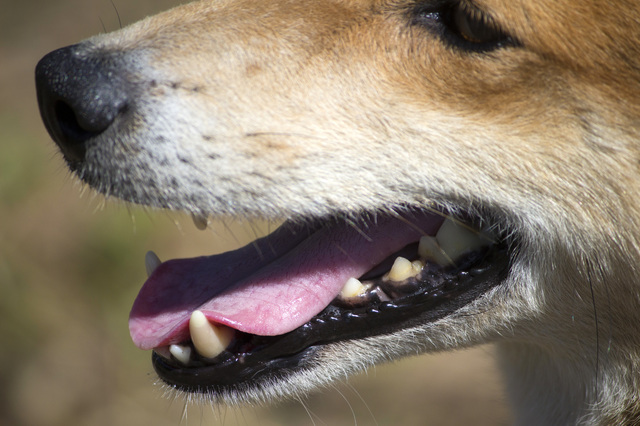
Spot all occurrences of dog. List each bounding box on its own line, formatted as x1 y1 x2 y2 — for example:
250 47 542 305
35 0 640 424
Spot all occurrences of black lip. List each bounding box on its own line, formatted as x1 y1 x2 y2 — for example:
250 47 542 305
152 242 511 393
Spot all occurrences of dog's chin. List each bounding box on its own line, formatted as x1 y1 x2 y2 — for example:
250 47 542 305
138 208 512 403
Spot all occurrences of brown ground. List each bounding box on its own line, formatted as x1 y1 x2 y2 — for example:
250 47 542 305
1 1 512 424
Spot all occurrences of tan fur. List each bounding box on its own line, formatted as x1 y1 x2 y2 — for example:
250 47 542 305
40 0 640 424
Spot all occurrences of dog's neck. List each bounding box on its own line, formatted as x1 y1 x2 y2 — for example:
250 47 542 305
497 342 640 425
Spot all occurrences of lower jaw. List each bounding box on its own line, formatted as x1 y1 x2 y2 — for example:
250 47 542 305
151 235 510 393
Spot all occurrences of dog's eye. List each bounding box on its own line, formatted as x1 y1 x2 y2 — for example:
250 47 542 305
413 1 514 52
448 3 502 44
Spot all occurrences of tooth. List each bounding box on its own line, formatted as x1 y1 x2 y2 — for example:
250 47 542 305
387 256 414 281
191 213 209 230
189 310 234 359
418 236 453 266
145 250 162 277
169 344 192 365
436 219 492 262
411 260 425 275
340 277 367 299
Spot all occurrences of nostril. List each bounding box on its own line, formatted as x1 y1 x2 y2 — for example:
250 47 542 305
54 100 96 145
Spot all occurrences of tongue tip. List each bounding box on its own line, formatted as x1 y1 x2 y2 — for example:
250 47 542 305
129 304 311 351
128 308 263 351
128 312 190 350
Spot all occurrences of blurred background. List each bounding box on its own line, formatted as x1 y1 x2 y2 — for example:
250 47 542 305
1 0 512 424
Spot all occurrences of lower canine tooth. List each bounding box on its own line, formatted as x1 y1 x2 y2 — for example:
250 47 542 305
189 310 234 359
340 277 367 299
169 344 192 365
388 257 414 281
145 251 162 277
191 213 209 230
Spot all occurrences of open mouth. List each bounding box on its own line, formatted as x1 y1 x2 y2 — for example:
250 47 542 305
129 208 510 394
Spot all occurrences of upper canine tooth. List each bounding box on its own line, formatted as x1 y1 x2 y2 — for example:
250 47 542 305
435 219 492 262
418 236 452 266
388 257 414 281
145 251 162 277
191 213 209 230
340 277 367 299
189 310 234 359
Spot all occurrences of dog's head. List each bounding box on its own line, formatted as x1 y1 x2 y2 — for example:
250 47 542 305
36 0 640 415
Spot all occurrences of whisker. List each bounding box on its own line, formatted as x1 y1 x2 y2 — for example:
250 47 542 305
110 0 122 29
244 131 321 140
345 382 378 426
345 218 374 243
180 398 189 426
296 396 319 426
332 384 358 426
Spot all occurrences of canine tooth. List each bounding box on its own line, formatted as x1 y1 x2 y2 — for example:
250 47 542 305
436 219 492 262
418 236 453 266
189 310 234 359
191 213 209 230
388 257 414 281
145 250 162 277
340 277 367 299
169 344 192 365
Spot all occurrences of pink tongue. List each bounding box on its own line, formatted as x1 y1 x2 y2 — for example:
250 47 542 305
129 213 444 350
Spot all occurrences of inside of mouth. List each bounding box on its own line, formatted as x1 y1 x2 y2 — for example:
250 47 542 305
150 216 508 388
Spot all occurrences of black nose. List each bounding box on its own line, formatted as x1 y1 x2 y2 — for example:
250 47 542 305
35 44 130 165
